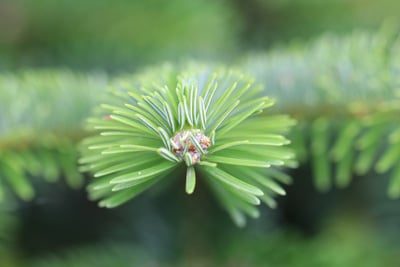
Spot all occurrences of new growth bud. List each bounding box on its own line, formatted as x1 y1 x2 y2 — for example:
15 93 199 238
171 129 211 165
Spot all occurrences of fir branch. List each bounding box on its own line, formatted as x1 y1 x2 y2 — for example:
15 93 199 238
243 25 400 196
80 64 295 226
0 70 109 202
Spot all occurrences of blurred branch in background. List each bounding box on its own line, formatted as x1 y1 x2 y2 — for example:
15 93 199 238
0 71 109 202
243 23 400 196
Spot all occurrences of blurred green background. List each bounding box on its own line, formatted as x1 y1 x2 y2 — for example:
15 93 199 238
2 0 399 70
1 0 400 266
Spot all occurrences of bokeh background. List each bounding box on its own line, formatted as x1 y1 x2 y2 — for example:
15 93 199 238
1 0 400 266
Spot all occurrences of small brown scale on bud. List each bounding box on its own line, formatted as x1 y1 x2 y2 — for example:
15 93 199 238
103 115 112 120
171 129 211 165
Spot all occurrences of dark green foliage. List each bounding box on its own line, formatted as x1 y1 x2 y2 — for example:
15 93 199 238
0 209 19 267
220 216 398 267
20 215 399 267
28 243 155 267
